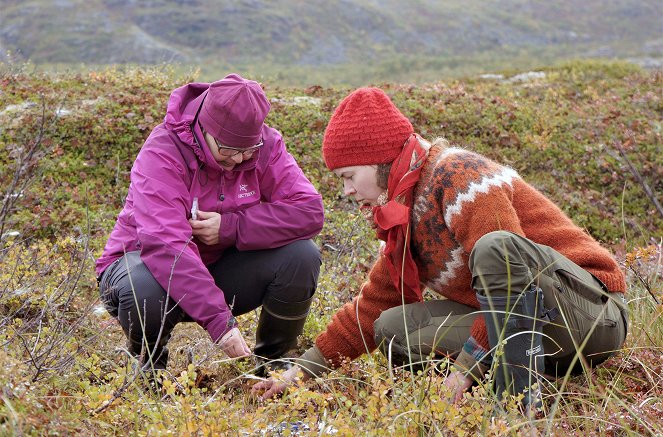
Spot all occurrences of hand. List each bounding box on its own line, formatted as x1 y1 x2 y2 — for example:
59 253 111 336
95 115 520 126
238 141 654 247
189 210 221 245
443 370 473 404
218 327 251 358
251 365 305 400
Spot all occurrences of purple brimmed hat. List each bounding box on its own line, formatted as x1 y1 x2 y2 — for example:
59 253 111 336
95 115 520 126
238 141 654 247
198 74 270 148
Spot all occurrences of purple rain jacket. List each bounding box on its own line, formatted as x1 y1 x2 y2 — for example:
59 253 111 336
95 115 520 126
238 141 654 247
95 82 324 342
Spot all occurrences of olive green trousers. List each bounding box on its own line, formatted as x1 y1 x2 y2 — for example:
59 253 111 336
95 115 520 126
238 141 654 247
373 231 628 376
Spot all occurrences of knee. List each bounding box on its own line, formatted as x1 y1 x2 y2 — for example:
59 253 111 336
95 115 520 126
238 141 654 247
288 239 322 271
373 306 408 352
279 239 322 284
470 231 513 263
469 231 521 275
471 231 538 294
270 240 321 302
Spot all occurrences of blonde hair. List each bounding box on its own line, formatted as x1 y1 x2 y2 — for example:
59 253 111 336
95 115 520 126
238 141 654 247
376 163 391 190
432 137 451 149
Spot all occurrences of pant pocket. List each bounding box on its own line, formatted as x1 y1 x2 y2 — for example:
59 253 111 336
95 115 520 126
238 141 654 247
555 266 607 304
553 269 618 329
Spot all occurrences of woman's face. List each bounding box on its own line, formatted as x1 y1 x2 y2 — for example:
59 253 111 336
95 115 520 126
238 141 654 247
333 165 385 210
203 130 256 171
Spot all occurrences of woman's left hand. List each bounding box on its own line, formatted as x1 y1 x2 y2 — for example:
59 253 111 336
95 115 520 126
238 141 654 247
190 210 221 245
443 370 473 403
252 365 305 400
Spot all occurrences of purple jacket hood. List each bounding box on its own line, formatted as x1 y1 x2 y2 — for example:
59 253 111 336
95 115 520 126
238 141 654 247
96 82 324 342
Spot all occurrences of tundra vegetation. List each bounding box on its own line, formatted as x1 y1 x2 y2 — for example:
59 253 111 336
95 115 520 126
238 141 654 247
0 60 661 435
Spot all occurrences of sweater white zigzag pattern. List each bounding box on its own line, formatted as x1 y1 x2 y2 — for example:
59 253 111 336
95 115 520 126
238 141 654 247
413 149 520 288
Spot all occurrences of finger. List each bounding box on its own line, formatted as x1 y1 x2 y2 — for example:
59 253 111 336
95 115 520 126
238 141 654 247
193 226 211 237
225 337 250 358
240 339 251 355
196 227 215 237
251 381 268 393
190 220 206 229
454 388 464 404
262 385 280 400
221 341 235 355
191 230 206 240
226 344 242 358
196 210 215 219
228 348 242 358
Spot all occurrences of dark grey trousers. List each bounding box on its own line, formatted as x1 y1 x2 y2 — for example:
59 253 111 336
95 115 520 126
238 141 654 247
374 231 628 376
99 239 321 368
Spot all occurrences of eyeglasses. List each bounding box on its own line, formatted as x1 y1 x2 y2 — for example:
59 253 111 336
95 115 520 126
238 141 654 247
215 139 264 158
199 123 263 158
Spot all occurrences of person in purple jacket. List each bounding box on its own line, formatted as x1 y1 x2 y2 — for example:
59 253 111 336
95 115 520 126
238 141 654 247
96 74 324 376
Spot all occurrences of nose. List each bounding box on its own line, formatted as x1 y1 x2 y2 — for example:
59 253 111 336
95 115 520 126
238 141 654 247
230 153 244 164
343 179 355 197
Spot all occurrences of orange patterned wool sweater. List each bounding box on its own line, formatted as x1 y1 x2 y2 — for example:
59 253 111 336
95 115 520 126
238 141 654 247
315 144 626 366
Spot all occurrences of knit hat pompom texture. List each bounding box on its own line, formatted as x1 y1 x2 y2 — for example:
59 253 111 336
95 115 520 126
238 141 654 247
198 73 271 148
322 87 414 170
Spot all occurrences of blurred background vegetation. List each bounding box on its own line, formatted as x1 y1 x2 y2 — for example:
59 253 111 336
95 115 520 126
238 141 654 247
1 0 661 86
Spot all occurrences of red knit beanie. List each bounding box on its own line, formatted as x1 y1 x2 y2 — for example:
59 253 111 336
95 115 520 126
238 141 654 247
322 88 414 170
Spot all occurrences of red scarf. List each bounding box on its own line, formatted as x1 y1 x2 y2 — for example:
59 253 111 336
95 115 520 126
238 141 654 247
373 134 429 301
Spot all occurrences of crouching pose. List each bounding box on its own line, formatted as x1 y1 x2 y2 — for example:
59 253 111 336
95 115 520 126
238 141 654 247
253 87 628 410
96 74 324 376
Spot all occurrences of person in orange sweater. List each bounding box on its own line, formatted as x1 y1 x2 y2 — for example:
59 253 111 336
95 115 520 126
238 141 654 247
253 87 628 410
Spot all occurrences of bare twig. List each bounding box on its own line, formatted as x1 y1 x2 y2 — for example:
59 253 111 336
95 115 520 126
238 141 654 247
0 96 50 240
613 139 663 220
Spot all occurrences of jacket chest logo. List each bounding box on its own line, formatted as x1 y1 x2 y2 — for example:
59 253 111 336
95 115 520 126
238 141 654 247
237 183 256 199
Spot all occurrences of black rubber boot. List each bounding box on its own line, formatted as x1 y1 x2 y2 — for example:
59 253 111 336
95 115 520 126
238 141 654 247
254 294 313 376
127 333 170 372
125 338 168 394
477 285 545 410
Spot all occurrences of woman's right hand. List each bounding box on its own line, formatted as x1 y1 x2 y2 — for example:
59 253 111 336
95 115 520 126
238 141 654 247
218 327 251 358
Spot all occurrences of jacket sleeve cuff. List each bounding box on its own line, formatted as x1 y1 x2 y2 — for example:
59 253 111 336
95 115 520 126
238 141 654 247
295 346 330 377
206 312 238 343
453 337 491 380
219 212 238 247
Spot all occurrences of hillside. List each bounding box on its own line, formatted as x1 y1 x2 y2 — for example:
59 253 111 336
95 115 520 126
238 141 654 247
1 0 662 85
0 62 661 434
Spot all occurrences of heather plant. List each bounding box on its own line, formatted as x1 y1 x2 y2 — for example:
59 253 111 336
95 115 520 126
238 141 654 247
0 62 660 434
